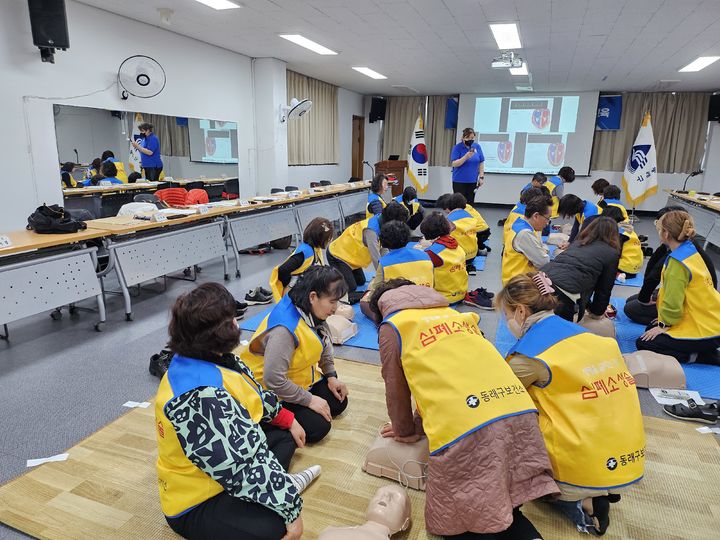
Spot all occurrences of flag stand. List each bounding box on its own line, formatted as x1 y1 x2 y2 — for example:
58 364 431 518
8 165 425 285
629 207 640 224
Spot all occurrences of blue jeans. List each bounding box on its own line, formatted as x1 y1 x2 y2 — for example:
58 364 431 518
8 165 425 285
551 500 597 535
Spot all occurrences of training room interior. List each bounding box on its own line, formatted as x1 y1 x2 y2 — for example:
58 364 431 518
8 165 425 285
2 0 720 539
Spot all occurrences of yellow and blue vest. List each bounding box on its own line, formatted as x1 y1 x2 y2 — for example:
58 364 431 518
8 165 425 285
240 295 324 390
426 241 467 303
394 194 421 216
366 192 387 218
502 216 536 284
503 202 526 245
105 157 129 183
383 306 536 454
507 315 645 490
155 355 265 517
576 200 600 226
658 240 720 340
448 208 479 260
380 246 434 287
328 215 381 269
546 176 562 218
269 243 325 302
618 228 643 274
464 204 489 232
603 198 629 221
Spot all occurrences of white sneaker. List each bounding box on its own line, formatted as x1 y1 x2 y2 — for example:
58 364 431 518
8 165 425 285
289 465 321 493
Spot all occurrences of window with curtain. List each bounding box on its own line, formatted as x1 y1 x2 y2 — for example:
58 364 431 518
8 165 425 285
287 71 338 165
135 113 190 157
591 92 710 173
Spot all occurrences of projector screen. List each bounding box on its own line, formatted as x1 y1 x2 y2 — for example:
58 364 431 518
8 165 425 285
458 91 599 175
189 118 239 164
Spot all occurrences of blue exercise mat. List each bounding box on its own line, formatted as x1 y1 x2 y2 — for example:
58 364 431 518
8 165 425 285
240 303 379 351
615 273 644 287
494 296 720 399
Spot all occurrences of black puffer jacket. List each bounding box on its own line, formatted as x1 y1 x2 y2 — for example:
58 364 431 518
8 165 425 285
541 240 620 316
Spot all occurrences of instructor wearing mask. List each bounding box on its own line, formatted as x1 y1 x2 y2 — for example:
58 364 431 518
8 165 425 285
131 122 163 181
450 127 485 204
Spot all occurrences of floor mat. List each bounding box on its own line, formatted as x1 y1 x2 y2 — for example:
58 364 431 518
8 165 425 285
616 273 645 287
2 359 719 540
240 304 379 351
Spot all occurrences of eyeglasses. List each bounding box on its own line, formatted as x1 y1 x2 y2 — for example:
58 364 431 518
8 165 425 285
537 213 551 223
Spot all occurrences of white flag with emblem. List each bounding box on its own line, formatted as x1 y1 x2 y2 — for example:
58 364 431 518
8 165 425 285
621 112 657 206
406 115 429 194
128 112 143 174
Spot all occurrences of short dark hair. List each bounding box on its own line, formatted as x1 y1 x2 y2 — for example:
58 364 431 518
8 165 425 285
591 178 610 195
380 201 409 224
303 217 334 248
524 196 552 218
461 127 475 138
371 174 387 193
90 158 103 170
379 220 411 250
558 166 575 183
449 193 466 210
288 266 348 315
402 186 417 202
101 150 114 161
557 194 584 218
89 174 105 186
520 187 543 204
101 161 118 178
127 172 142 184
436 193 453 210
368 278 414 322
420 211 450 240
601 205 624 223
138 122 154 132
656 205 685 220
61 161 75 173
603 185 621 199
168 282 240 358
577 216 620 251
532 172 547 184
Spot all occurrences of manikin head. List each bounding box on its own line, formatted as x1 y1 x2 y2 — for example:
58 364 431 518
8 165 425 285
365 485 411 534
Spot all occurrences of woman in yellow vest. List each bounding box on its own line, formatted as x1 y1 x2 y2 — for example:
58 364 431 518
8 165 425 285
420 211 468 303
503 187 551 245
502 196 552 285
602 206 643 277
101 150 129 183
366 173 389 217
369 279 558 539
328 202 409 292
155 283 320 540
558 194 601 243
636 210 720 364
242 266 350 444
497 272 645 536
439 193 481 274
394 185 424 230
546 166 575 218
598 185 629 221
269 217 333 302
375 220 434 287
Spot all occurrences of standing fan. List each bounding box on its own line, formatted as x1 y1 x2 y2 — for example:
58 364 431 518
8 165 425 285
280 98 313 122
117 55 167 100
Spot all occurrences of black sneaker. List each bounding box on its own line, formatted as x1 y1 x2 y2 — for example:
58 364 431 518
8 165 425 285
258 286 272 297
467 263 477 276
473 287 494 299
149 350 173 378
497 218 506 226
663 399 719 424
245 288 272 305
463 291 493 310
235 300 248 317
638 235 648 242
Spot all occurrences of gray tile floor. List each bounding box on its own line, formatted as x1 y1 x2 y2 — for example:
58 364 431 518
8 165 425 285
1 205 718 539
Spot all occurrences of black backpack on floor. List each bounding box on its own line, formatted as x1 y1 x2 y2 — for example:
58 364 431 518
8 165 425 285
27 204 87 234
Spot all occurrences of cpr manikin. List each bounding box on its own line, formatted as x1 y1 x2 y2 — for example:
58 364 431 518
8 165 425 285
318 485 411 540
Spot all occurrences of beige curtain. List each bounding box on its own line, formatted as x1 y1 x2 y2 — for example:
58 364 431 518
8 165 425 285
427 96 457 166
141 113 190 157
591 92 710 173
287 71 338 165
382 96 425 159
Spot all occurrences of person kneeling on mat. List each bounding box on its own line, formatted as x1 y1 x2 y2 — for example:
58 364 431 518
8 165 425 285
636 210 720 365
242 266 350 443
370 279 558 540
497 272 645 536
156 283 319 540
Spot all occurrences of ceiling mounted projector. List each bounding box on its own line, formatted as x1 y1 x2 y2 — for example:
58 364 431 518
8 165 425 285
491 51 524 69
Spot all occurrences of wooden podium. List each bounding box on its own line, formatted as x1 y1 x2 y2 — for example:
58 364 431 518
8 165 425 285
375 160 406 197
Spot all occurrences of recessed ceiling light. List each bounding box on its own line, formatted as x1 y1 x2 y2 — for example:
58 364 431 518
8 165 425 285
678 56 720 72
509 63 528 76
193 0 241 10
352 67 387 80
279 34 337 55
489 23 521 50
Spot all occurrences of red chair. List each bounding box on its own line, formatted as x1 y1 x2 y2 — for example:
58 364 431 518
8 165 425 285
222 178 239 200
186 188 209 205
155 188 188 206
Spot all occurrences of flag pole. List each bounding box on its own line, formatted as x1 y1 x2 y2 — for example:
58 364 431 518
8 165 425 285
629 206 640 224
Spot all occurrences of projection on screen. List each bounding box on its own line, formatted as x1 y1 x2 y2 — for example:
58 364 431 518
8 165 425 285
189 118 239 164
473 95 592 174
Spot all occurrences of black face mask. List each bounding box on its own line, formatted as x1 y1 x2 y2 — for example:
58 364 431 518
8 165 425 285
464 139 473 148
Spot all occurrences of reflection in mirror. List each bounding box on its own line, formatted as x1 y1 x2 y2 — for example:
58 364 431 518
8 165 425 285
54 105 240 218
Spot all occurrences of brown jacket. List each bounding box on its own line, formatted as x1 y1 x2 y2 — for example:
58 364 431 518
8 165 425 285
377 285 558 535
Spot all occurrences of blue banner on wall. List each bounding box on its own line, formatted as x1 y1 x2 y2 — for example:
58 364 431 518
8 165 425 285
445 97 458 129
596 95 622 130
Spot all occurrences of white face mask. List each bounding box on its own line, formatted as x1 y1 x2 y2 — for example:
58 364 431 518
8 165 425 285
507 311 524 338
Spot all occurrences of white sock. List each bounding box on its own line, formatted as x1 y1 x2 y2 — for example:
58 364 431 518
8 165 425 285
289 465 321 493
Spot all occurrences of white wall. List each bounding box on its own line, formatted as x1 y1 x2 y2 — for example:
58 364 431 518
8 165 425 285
254 58 288 195
287 88 366 188
0 0 256 230
54 106 126 164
